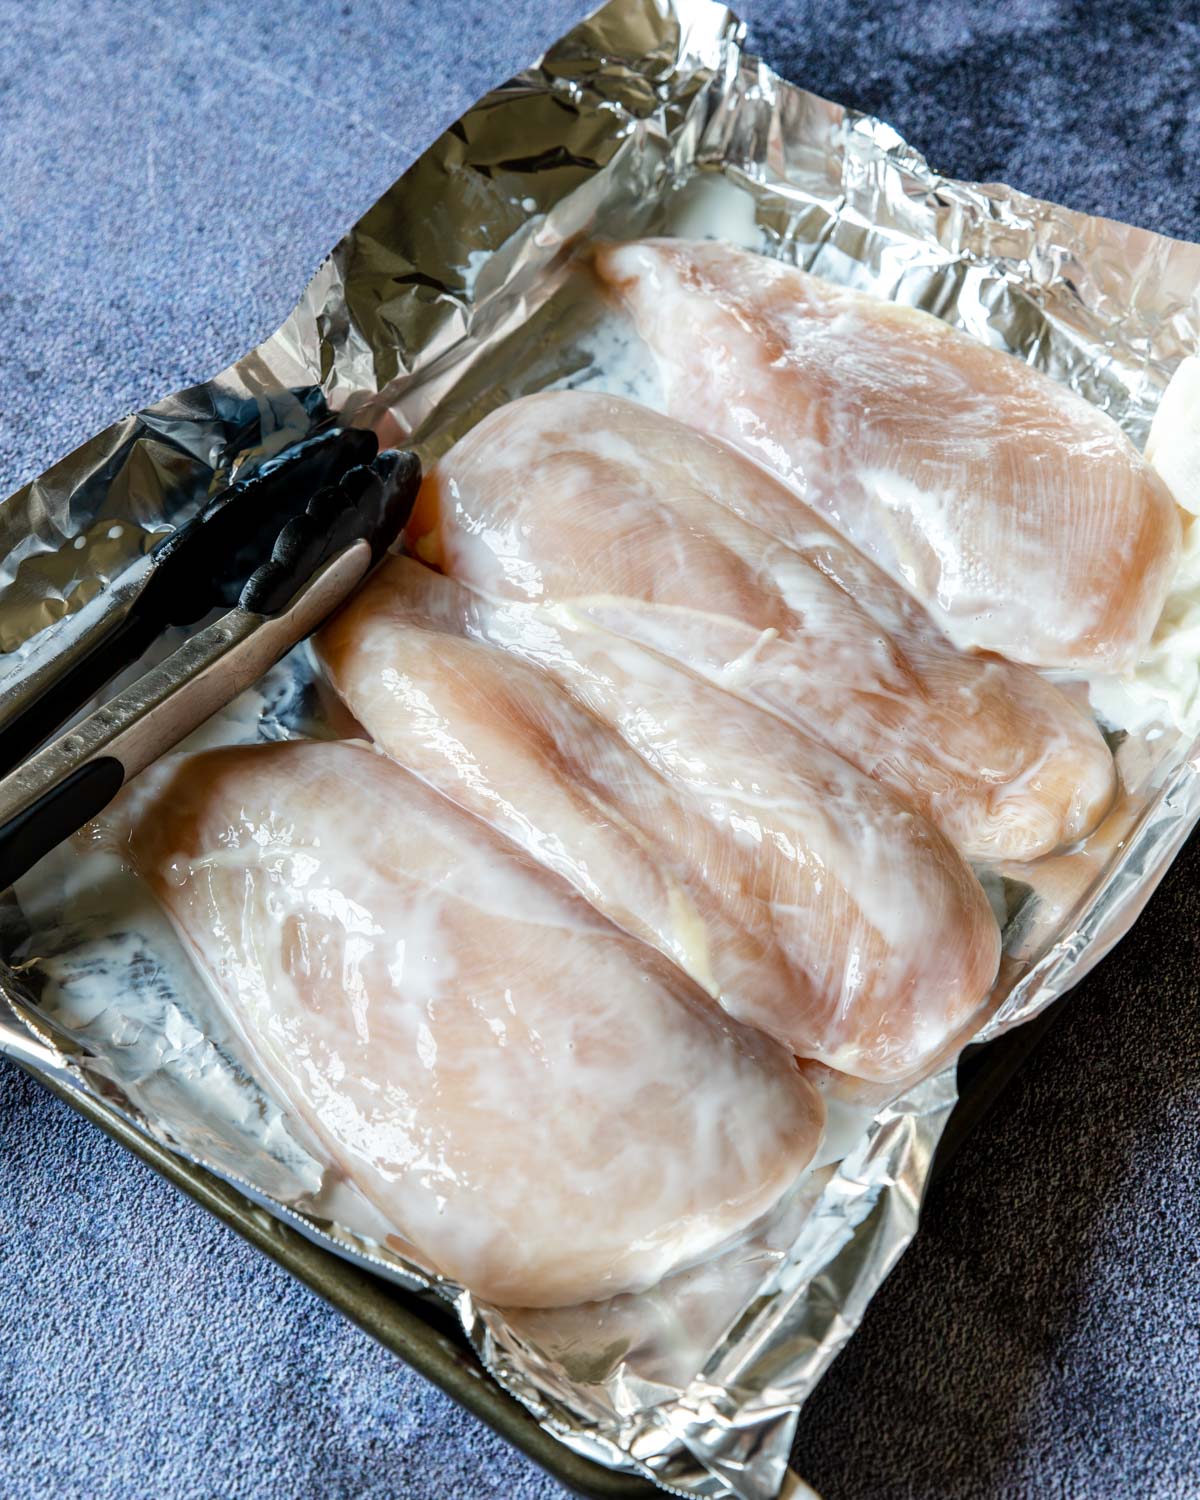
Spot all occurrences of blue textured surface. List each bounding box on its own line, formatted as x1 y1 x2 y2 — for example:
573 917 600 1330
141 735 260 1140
1 2 1199 1497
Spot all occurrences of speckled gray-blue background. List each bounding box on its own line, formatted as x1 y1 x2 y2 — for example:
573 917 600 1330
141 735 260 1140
1 2 1198 1496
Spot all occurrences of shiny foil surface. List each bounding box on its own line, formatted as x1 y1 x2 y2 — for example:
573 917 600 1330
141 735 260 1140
2 2 1200 1497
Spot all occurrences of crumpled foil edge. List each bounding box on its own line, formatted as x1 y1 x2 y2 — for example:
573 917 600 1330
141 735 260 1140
2 3 1199 1498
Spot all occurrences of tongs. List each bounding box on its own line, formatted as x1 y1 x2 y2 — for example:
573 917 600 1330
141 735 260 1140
0 431 421 891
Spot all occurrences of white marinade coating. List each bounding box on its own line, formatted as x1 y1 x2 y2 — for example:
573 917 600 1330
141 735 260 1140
595 238 1182 673
112 739 822 1309
318 558 1001 1080
316 570 722 995
408 390 1115 862
1090 358 1200 732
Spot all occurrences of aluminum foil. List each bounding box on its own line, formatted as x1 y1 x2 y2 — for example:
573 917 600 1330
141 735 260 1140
2 2 1200 1497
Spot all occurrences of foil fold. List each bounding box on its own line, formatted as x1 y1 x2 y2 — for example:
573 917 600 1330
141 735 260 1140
1 3 1199 1498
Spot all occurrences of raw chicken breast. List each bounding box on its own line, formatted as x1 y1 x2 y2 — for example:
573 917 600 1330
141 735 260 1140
595 238 1181 672
408 390 1115 862
318 557 1001 1079
116 739 822 1308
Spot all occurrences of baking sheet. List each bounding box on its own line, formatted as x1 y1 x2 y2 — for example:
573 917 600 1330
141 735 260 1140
2 2 1199 1497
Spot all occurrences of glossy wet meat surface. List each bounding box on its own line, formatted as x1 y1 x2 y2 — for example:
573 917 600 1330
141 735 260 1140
596 238 1181 672
410 389 1115 862
319 558 1001 1079
116 739 824 1308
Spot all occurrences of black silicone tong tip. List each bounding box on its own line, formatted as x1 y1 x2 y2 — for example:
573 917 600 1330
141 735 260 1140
0 441 419 893
147 426 381 624
240 450 421 617
0 427 383 778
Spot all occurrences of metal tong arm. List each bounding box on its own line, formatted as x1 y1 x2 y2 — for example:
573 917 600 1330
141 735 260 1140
0 542 372 892
0 426 378 778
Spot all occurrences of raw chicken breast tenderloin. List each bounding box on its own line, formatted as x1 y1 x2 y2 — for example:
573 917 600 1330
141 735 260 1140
409 390 1115 862
114 739 823 1309
318 557 1001 1080
596 237 1181 672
